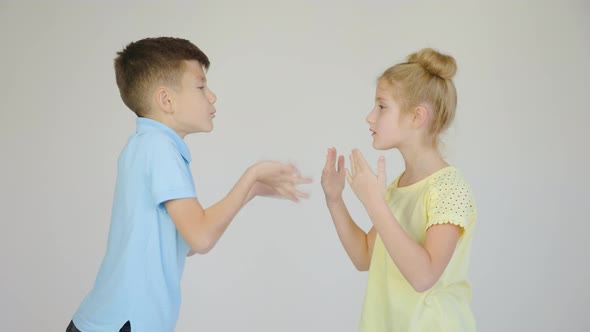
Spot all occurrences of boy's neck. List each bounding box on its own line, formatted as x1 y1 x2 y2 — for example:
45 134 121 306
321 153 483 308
142 114 187 139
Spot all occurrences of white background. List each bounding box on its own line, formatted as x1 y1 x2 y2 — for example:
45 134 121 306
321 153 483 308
1 1 588 331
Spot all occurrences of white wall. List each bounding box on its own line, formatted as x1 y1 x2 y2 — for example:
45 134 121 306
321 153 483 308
1 1 588 331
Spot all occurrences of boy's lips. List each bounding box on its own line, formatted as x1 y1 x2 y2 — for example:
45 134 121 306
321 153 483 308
370 129 376 136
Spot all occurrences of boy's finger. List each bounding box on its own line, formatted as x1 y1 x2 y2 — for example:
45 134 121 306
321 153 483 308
288 162 300 174
298 190 310 199
281 174 311 184
292 189 310 199
286 190 299 202
293 176 313 184
276 188 292 201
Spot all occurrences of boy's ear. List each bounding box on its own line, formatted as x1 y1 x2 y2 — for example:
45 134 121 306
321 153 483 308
154 87 173 114
411 105 429 129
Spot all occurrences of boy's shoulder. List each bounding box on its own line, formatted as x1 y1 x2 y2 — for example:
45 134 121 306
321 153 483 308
119 130 187 174
136 128 176 146
137 118 191 162
124 130 177 156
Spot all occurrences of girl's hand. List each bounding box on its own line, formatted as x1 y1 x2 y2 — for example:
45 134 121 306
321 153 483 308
345 149 387 205
321 147 346 204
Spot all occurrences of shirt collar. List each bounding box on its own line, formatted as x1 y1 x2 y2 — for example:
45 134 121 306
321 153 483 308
135 117 192 162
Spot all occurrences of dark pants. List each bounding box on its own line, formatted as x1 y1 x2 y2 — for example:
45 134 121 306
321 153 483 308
66 320 131 332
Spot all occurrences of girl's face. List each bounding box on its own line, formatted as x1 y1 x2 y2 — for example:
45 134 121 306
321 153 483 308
366 79 414 150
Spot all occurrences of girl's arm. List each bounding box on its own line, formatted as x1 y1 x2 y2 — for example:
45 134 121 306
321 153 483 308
347 149 461 292
322 148 377 270
364 199 461 292
326 198 377 271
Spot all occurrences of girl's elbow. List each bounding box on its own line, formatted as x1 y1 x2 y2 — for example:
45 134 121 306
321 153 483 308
410 276 436 293
354 258 370 271
355 263 369 272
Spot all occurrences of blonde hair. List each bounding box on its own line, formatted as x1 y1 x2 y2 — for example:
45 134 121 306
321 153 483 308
380 48 457 145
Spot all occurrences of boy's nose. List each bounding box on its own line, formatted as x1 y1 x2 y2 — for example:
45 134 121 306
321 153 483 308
208 89 217 104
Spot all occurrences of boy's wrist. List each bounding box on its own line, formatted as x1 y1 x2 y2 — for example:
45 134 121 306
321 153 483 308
246 184 257 201
244 166 259 185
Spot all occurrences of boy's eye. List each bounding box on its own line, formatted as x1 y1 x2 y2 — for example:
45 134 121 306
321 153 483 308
197 86 205 90
378 105 385 110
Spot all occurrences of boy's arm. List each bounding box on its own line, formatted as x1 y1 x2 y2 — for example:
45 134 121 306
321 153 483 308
185 184 257 256
327 197 376 271
168 162 310 256
167 169 256 255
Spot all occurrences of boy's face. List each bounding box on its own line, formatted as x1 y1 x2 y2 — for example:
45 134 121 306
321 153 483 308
169 60 217 136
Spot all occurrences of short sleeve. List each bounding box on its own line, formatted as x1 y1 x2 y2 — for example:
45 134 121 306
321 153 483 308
426 169 476 230
149 136 197 205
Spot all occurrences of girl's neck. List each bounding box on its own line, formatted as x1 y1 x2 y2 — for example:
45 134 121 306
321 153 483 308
398 143 448 187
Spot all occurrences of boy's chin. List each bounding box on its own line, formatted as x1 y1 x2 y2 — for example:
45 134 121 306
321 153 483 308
193 124 214 134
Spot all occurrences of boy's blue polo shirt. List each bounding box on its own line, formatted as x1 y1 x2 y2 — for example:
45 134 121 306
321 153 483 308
73 117 197 332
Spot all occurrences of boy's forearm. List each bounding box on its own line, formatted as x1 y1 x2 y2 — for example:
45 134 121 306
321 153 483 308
243 184 257 206
199 169 257 249
327 197 371 271
362 196 435 291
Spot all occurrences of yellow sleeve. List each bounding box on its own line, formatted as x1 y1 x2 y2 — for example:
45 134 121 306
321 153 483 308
426 170 477 231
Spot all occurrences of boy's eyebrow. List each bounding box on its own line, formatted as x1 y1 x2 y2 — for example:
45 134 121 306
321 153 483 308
196 75 207 82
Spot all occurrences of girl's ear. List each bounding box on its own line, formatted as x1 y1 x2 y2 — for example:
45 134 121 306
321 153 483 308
411 105 429 129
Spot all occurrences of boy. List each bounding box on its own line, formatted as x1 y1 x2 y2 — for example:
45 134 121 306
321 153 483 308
66 37 310 332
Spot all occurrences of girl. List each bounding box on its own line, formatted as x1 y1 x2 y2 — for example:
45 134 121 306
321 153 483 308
321 48 477 331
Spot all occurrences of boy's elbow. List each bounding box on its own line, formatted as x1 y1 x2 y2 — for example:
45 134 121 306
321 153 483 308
189 236 216 255
190 244 213 255
192 247 212 255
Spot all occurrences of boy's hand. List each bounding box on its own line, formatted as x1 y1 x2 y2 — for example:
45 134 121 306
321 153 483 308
247 182 286 200
249 161 311 202
345 149 387 205
321 147 346 205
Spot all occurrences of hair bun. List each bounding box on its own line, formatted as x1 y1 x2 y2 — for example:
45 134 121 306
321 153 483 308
407 48 457 80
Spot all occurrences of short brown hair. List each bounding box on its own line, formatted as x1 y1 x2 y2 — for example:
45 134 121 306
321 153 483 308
114 37 210 117
380 48 457 146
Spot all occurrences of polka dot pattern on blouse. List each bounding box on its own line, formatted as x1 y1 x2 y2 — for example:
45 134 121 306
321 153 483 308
427 168 476 228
